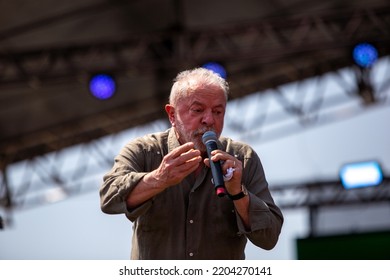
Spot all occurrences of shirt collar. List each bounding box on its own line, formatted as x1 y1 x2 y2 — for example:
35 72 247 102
167 128 181 153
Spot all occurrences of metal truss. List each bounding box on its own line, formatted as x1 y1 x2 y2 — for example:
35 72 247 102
1 57 389 220
271 178 390 210
0 120 169 213
1 6 390 88
225 56 390 143
2 5 390 168
270 177 390 236
1 5 390 227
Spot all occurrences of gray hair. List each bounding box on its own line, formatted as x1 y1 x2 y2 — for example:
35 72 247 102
169 68 229 106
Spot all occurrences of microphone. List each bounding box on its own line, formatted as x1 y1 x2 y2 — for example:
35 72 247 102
202 131 227 197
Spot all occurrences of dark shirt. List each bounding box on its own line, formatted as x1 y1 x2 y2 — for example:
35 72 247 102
100 128 283 259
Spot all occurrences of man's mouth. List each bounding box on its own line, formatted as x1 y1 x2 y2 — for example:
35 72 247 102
194 128 215 138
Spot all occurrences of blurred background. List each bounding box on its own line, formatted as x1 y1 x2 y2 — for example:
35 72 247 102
1 0 390 259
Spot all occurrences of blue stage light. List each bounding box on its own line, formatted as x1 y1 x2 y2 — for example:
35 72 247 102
202 62 227 79
352 43 378 68
340 160 383 189
89 74 116 100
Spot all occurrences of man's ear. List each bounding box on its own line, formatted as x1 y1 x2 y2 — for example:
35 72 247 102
165 104 175 126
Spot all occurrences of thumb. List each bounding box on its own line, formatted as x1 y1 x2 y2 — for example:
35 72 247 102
203 158 211 168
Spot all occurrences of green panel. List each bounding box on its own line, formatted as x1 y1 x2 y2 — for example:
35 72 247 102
296 231 390 259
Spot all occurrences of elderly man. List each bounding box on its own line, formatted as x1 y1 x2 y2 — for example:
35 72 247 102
100 68 283 259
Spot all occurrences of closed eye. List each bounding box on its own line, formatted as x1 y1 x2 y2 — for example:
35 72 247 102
190 107 204 113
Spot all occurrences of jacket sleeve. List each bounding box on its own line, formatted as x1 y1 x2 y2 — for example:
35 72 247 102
99 139 154 221
235 149 284 250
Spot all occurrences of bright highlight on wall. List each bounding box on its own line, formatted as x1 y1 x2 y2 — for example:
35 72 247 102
352 43 378 68
89 74 116 100
202 62 227 79
339 160 383 189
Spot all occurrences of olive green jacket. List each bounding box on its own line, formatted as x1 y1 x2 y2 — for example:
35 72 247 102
100 128 283 259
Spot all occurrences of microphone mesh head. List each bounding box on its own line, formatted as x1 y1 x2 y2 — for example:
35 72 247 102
202 131 218 144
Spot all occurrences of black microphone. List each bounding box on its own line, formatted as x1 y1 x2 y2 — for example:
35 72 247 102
202 131 226 197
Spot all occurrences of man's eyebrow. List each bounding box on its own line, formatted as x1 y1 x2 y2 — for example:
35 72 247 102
190 101 225 108
190 101 203 106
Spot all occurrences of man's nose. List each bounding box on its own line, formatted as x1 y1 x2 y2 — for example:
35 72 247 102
201 110 215 126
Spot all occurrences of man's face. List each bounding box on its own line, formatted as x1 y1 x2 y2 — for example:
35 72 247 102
165 84 226 153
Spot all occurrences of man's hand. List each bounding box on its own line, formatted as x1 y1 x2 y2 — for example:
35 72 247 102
153 142 202 189
204 150 250 229
203 150 243 195
126 142 202 208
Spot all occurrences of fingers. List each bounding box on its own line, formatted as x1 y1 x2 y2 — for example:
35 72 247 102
169 142 196 158
204 150 242 195
208 150 241 169
205 150 242 183
180 148 202 163
167 142 200 164
158 142 202 187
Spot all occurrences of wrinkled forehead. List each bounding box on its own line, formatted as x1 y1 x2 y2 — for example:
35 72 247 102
183 81 226 100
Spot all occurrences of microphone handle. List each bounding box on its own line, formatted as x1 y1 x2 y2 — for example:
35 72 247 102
206 143 227 197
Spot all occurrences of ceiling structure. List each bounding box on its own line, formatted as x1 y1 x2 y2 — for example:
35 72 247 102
1 0 390 166
1 1 390 216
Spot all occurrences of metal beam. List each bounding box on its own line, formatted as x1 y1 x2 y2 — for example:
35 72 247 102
1 6 390 87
